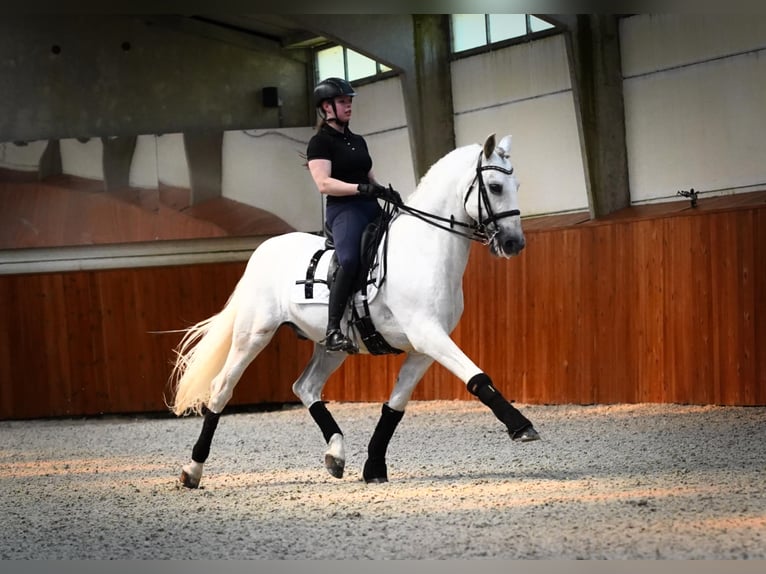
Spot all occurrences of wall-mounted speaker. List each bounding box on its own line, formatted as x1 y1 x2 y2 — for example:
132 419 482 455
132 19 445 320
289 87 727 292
262 86 282 108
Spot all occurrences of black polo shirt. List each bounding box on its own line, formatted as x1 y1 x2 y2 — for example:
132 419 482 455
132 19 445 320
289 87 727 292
306 123 376 206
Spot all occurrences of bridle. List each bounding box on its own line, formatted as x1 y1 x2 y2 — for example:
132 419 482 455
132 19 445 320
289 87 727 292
393 150 521 245
465 152 521 243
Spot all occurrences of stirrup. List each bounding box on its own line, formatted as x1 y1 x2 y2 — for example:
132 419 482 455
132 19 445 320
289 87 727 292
324 329 359 354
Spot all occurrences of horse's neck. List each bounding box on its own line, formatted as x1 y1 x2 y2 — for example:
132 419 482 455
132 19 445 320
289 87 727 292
399 146 478 275
406 145 477 226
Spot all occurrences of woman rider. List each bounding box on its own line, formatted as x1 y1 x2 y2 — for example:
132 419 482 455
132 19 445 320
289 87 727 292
306 77 400 352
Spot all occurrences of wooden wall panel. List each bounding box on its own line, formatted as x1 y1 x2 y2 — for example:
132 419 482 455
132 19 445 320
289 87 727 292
755 208 766 405
1 198 764 419
662 215 704 403
632 218 666 403
0 264 316 419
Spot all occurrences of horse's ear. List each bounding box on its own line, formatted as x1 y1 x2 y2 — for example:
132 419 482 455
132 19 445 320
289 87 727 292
497 135 512 158
483 133 496 158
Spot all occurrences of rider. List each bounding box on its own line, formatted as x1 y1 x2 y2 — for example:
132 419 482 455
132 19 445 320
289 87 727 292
306 77 400 352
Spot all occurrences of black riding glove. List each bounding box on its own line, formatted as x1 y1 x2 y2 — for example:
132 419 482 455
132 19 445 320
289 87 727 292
357 183 403 206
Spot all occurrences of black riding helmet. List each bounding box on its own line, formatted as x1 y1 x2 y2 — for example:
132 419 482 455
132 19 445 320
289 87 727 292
313 77 356 122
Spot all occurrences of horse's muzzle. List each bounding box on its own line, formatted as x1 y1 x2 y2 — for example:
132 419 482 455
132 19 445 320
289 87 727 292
492 233 526 257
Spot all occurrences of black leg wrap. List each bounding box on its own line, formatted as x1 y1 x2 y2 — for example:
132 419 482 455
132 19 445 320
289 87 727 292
191 410 221 463
363 403 404 482
467 373 532 435
309 401 343 443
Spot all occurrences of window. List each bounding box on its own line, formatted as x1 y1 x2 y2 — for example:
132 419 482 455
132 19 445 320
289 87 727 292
451 14 487 52
315 45 392 83
451 14 556 54
316 45 345 80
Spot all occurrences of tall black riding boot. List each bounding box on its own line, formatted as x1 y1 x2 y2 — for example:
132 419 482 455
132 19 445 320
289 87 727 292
325 264 358 353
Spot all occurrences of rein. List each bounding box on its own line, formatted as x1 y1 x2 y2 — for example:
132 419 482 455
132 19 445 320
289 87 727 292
391 151 520 245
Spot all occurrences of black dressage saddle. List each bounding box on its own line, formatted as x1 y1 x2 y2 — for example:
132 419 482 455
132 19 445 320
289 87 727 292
296 210 402 355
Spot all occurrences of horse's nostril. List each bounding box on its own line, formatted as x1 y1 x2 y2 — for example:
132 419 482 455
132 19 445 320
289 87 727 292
504 236 525 253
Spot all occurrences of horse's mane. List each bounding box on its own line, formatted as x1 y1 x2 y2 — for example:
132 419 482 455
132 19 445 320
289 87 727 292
406 142 480 203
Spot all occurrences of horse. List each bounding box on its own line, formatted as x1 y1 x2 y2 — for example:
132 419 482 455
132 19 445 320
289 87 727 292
168 133 540 488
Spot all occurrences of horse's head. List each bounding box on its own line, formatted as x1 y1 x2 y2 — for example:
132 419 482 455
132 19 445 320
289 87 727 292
463 133 525 258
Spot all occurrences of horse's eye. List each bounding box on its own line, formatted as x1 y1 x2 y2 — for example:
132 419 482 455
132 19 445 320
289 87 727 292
489 183 503 195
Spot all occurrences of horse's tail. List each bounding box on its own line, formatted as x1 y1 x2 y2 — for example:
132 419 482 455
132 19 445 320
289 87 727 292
166 282 242 417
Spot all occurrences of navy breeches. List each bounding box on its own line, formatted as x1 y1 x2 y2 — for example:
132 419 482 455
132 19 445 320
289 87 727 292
326 200 381 276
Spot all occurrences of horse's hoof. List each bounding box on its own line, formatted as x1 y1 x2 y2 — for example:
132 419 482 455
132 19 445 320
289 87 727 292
324 453 345 479
179 470 200 489
365 476 388 484
510 425 541 442
363 458 388 483
324 433 346 478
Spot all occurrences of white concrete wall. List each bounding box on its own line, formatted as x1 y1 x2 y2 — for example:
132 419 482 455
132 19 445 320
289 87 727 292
0 136 158 189
222 127 321 232
349 77 417 199
621 14 766 203
451 34 589 217
60 138 104 180
0 140 47 171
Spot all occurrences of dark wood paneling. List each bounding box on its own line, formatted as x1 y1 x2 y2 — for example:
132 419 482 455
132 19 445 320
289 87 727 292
1 197 764 419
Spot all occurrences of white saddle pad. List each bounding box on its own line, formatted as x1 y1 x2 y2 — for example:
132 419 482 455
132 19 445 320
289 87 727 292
291 248 384 306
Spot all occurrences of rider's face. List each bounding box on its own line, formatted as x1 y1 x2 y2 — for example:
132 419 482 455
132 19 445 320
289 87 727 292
328 95 353 122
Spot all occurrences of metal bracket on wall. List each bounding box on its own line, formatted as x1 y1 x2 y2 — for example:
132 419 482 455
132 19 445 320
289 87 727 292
677 188 698 208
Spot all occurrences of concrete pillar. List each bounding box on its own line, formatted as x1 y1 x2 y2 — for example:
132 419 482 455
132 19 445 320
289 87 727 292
102 135 137 192
38 139 62 180
402 15 455 180
183 131 222 205
565 15 630 219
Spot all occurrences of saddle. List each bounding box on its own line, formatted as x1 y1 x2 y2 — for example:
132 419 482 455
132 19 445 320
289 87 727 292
296 210 402 356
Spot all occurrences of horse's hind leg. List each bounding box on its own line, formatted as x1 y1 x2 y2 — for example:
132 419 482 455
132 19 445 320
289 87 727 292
180 328 276 489
363 352 433 483
292 343 348 478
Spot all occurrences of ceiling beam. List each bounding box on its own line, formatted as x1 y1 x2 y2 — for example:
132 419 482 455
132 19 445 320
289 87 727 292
144 15 310 64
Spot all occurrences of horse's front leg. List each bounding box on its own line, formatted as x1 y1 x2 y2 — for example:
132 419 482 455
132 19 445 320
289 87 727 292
292 343 349 478
407 325 540 443
363 352 434 483
467 372 540 442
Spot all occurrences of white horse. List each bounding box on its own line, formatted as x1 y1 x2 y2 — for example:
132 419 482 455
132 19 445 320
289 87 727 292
168 133 540 488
